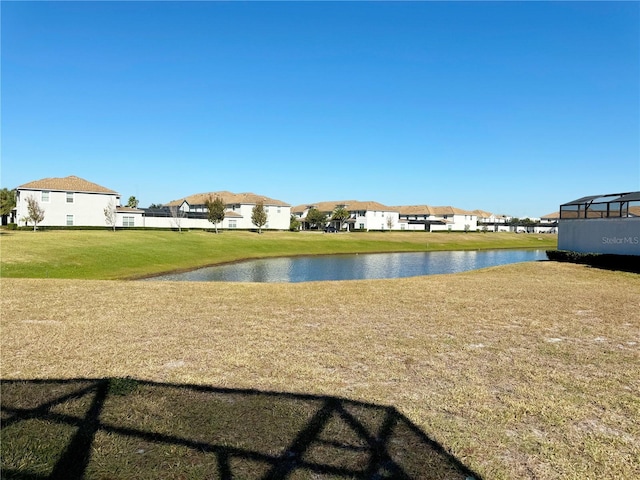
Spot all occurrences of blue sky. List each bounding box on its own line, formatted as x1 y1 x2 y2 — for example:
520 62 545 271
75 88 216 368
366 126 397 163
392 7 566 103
2 1 638 217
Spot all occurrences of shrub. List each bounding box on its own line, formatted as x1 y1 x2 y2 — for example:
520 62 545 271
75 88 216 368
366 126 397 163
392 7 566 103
546 250 640 273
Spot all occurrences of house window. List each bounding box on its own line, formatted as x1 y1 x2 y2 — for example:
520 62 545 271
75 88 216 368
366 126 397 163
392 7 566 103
401 224 405 230
66 192 74 203
66 215 74 226
277 206 281 214
123 216 135 227
228 220 237 228
41 191 50 202
359 223 364 229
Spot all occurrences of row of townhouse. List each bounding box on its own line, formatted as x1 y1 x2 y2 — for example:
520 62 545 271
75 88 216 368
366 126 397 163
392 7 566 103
11 177 290 230
10 175 558 232
293 202 559 233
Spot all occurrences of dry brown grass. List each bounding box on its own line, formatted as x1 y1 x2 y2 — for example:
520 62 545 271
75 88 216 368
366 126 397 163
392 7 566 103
2 262 639 478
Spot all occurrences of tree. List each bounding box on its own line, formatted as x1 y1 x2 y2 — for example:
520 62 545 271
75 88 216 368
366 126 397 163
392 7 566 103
306 207 327 230
104 200 117 231
0 188 16 223
148 203 163 209
169 205 185 232
127 196 139 208
289 215 301 232
251 201 268 234
331 206 350 232
205 196 225 233
386 215 395 231
25 196 45 231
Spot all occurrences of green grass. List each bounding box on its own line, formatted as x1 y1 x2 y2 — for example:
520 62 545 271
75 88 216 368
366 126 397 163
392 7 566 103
0 229 556 280
1 378 478 479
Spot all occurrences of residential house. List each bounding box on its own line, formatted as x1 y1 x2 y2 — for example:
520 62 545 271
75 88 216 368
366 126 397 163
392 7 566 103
292 201 400 231
14 176 137 228
474 210 512 232
153 191 291 230
395 205 478 232
537 212 559 233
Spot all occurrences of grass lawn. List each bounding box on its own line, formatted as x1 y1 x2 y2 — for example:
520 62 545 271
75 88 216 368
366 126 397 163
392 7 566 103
1 261 638 479
0 229 556 280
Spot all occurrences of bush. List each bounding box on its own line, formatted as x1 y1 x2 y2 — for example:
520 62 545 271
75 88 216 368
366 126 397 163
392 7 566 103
6 223 17 230
546 250 640 273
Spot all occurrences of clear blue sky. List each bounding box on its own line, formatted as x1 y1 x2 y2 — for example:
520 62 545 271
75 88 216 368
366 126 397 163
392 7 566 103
2 1 638 217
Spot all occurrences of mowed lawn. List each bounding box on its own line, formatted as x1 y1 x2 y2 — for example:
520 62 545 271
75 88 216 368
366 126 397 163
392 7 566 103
1 254 639 478
0 229 556 280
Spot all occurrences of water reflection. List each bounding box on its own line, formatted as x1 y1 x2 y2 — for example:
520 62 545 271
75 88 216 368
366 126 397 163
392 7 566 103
145 249 547 283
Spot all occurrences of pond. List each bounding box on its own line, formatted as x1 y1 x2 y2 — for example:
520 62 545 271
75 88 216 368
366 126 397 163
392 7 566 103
144 249 548 283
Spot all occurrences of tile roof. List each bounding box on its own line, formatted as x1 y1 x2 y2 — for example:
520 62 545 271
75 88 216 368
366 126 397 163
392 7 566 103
292 200 398 214
17 176 118 194
166 191 289 207
430 206 475 216
116 206 144 213
540 212 560 219
472 209 494 218
392 205 436 216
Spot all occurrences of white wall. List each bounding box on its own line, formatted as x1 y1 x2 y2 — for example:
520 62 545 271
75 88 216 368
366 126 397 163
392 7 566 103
430 214 478 232
16 189 119 227
144 205 291 230
558 218 640 255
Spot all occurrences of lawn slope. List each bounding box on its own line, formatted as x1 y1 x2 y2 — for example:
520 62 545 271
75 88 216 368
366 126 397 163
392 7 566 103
0 229 556 279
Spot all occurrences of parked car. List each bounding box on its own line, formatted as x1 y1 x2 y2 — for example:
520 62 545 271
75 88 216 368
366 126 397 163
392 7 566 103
324 226 338 233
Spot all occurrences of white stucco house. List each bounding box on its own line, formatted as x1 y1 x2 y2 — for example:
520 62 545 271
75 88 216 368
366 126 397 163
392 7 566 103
292 201 481 232
292 201 401 231
537 212 559 233
14 176 143 228
152 191 291 230
13 177 290 230
474 210 512 232
395 205 478 232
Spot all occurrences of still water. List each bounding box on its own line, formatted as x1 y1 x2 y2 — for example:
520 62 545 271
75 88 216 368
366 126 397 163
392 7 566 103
145 249 547 283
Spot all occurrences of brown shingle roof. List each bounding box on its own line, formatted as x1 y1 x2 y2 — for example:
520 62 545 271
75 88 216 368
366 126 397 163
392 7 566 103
430 206 475 216
292 200 398 214
540 212 560 220
166 191 290 207
472 209 494 219
116 206 144 213
392 205 436 216
17 176 117 194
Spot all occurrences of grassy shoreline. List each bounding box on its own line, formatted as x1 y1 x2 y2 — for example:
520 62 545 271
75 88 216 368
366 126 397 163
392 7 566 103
0 229 556 280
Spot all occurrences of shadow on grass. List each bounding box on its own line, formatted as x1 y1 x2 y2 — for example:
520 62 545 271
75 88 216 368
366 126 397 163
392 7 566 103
1 378 481 480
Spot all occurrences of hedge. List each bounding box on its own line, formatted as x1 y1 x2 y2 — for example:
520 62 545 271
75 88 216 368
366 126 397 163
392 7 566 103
546 250 640 273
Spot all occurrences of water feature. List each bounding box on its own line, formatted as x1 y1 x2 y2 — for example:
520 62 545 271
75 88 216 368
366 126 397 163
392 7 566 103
144 249 547 283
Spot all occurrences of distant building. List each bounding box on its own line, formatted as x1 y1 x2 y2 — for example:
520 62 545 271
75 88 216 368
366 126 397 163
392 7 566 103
292 201 400 231
394 205 478 232
14 176 138 228
158 191 291 230
13 177 290 231
537 212 559 234
558 192 640 255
